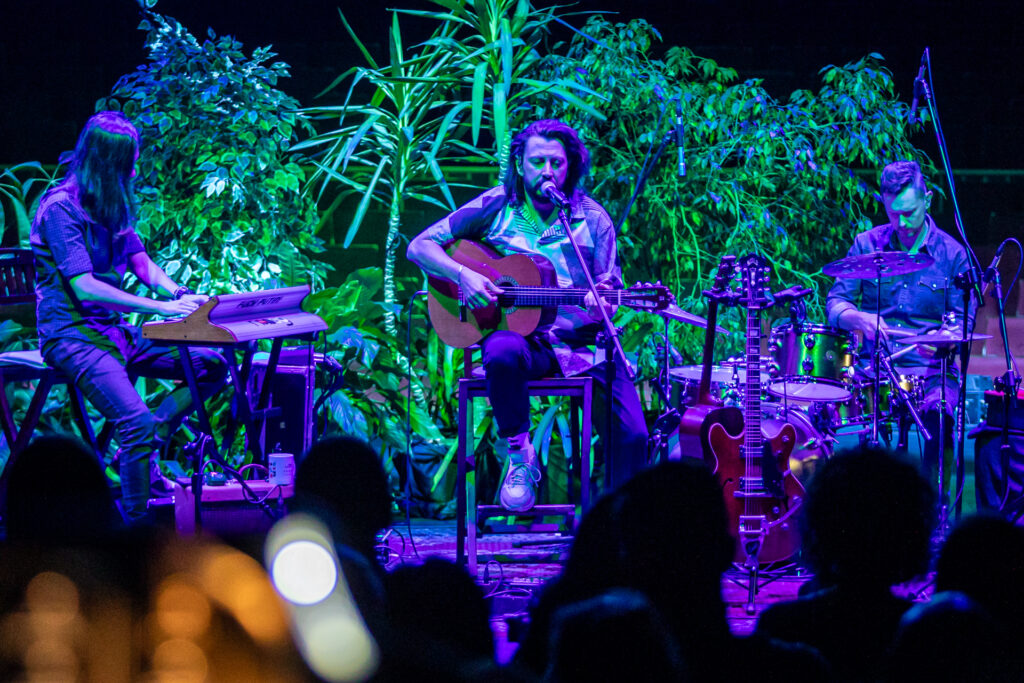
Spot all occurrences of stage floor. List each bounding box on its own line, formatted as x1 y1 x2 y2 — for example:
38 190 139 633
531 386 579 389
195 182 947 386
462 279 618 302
378 517 937 643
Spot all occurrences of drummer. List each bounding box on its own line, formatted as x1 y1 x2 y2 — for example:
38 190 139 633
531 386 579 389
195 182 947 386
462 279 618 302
826 160 975 494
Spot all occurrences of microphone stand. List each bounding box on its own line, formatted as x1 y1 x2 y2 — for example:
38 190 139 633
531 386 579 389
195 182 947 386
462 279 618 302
554 202 633 492
917 49 985 519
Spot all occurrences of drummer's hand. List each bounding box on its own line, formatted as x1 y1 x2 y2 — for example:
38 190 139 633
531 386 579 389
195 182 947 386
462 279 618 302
458 267 503 309
840 310 899 343
917 344 938 360
585 281 617 320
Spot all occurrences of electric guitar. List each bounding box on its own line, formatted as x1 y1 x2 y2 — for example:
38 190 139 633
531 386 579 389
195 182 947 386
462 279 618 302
708 254 804 565
426 239 671 348
677 255 744 466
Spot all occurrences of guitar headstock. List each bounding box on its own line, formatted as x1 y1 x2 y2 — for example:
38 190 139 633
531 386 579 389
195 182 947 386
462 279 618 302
626 281 673 311
712 255 738 292
739 254 771 309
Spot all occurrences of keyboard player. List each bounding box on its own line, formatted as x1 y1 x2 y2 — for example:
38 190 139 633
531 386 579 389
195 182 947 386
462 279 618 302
31 112 227 522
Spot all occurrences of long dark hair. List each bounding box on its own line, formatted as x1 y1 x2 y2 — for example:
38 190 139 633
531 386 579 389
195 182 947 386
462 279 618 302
60 111 140 232
503 119 590 205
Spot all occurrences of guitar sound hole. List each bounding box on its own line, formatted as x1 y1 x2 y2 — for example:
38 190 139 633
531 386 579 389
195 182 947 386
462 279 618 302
495 277 518 311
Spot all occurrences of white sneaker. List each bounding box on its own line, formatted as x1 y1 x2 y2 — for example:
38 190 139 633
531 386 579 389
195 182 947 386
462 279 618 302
500 443 540 512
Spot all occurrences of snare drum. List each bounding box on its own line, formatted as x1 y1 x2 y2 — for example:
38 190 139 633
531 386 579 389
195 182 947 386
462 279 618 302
669 359 747 407
767 323 857 403
831 374 924 432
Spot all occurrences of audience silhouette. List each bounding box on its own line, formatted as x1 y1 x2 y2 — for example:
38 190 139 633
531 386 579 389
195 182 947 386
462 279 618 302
755 445 935 681
518 459 828 682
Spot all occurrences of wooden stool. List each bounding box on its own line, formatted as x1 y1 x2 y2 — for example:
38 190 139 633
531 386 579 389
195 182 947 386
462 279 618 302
456 375 593 576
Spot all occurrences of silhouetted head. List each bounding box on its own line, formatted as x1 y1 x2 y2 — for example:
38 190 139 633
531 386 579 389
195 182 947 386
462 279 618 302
544 589 686 683
800 446 935 588
936 512 1024 632
886 591 1017 682
4 434 118 543
293 436 392 558
385 558 493 659
561 460 733 618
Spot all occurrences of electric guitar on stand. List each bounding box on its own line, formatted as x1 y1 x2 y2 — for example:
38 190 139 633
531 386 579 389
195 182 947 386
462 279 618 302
427 240 671 348
677 255 744 465
708 254 804 605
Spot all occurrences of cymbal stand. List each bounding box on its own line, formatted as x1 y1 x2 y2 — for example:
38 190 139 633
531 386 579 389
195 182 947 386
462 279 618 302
869 265 884 447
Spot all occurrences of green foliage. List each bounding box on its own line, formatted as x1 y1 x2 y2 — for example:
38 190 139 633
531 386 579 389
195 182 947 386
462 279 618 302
101 10 326 295
0 162 60 247
530 17 933 365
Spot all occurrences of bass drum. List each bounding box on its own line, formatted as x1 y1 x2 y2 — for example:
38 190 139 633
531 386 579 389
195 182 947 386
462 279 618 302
761 402 833 486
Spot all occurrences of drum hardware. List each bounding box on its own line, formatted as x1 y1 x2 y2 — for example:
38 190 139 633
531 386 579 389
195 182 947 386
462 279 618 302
822 251 935 447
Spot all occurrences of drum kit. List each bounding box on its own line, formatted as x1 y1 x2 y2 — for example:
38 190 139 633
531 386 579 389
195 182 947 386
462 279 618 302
655 250 991 482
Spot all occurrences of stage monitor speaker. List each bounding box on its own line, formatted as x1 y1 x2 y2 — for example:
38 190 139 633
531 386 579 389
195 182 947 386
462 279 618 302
971 390 1024 520
248 347 317 460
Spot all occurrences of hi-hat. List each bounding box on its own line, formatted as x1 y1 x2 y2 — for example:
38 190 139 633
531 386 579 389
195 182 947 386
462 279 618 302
659 304 730 334
895 330 993 346
822 251 935 279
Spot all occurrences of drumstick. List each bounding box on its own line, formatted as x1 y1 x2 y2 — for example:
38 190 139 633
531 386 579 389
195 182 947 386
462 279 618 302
888 344 919 362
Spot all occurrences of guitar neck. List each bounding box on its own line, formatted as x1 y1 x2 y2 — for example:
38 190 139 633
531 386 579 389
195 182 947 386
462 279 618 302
744 303 762 461
473 287 632 308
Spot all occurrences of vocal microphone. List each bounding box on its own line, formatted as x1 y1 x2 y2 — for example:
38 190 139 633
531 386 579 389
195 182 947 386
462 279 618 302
675 99 686 177
980 240 1008 299
539 180 571 209
909 48 928 124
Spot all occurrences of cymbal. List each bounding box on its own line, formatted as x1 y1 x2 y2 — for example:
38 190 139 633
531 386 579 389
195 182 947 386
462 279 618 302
670 362 746 384
659 304 730 334
822 251 935 279
895 331 993 346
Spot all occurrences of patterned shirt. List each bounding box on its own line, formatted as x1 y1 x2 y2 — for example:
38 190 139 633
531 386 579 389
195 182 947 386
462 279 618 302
31 183 146 353
423 185 622 377
825 215 976 373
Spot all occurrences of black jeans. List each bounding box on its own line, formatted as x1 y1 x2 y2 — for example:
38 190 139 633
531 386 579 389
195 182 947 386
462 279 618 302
480 330 648 491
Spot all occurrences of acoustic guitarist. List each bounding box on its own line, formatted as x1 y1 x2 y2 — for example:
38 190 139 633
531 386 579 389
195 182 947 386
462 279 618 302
407 119 648 512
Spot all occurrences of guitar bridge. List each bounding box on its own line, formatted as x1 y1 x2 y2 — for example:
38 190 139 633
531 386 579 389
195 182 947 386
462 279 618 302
734 477 771 498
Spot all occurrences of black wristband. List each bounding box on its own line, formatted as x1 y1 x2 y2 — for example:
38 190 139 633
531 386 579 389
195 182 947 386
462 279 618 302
172 285 193 300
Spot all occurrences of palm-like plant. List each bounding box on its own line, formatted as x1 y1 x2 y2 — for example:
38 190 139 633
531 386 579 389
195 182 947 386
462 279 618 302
401 0 606 174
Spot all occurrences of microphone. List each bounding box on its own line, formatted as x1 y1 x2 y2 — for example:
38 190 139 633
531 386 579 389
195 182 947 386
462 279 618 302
981 241 1008 299
539 180 571 209
909 48 928 124
675 99 686 177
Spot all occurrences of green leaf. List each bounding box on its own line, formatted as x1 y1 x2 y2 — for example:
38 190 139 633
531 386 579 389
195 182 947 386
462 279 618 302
471 62 487 146
342 157 388 248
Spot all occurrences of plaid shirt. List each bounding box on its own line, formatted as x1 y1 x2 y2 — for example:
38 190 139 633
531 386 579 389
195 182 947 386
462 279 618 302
31 184 146 353
423 185 622 377
826 215 976 372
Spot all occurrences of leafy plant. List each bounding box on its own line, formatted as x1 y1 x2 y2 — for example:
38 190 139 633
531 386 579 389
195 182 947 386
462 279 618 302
531 17 932 367
1 162 61 247
100 9 327 295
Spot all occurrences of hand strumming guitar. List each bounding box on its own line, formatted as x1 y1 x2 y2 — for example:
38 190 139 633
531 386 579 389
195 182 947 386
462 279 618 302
458 266 504 309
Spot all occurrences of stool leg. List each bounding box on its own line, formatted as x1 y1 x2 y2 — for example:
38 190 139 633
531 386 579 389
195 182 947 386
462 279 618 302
13 374 56 455
466 393 479 578
456 380 468 569
0 373 18 451
580 379 593 522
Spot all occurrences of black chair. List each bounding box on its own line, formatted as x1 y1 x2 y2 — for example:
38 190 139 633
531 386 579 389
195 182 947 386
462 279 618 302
0 248 109 461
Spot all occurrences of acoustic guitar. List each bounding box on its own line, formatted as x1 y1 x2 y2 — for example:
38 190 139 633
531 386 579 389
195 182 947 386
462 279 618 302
426 239 671 348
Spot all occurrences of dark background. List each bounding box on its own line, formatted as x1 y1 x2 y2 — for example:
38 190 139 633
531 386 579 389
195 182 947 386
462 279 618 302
2 0 1022 249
